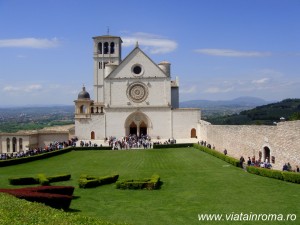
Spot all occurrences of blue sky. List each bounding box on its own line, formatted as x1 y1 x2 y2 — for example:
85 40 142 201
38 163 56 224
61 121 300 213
0 0 299 106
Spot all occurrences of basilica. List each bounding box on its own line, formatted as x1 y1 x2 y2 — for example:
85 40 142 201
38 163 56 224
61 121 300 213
74 34 201 140
0 33 298 171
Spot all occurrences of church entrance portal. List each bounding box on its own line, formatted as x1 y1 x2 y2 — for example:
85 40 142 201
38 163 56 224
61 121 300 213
129 122 137 135
125 112 152 137
140 121 147 136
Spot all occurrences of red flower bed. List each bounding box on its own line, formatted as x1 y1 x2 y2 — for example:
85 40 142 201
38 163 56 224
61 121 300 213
19 185 75 196
0 186 74 210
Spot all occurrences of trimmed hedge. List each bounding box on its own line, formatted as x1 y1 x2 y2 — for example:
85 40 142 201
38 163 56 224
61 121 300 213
282 171 300 183
20 185 75 196
0 186 75 210
8 177 39 185
9 173 71 186
247 166 300 184
37 174 50 186
47 174 72 183
116 174 161 190
153 143 194 149
193 144 241 167
79 174 119 188
0 147 73 167
73 146 112 151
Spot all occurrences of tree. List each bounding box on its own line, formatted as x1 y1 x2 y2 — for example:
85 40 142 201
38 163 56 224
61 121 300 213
289 112 300 121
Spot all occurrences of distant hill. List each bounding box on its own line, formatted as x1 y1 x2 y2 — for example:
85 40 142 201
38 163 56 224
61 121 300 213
180 96 269 108
206 98 300 125
180 97 271 118
0 105 74 133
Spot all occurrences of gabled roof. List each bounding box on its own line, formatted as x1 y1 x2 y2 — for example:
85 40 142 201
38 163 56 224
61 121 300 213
106 46 168 79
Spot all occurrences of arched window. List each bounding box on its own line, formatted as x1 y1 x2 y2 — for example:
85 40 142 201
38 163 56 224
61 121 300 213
104 42 109 54
110 42 115 54
19 138 23 151
191 128 197 138
80 105 87 114
98 42 102 54
6 138 10 152
91 107 94 114
263 146 271 163
12 137 17 152
91 131 95 140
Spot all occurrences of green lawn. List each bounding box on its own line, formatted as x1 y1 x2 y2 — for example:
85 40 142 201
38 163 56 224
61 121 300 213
0 148 299 225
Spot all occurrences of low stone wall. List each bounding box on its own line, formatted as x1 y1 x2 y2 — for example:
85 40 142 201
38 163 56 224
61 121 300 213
198 120 300 170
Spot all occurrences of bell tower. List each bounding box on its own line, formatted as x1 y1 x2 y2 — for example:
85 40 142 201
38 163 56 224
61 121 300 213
92 35 122 105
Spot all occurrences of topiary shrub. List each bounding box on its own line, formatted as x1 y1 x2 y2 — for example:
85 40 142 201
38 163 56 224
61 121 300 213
8 177 39 185
9 174 71 186
37 174 50 186
78 174 119 188
47 174 71 183
116 174 161 190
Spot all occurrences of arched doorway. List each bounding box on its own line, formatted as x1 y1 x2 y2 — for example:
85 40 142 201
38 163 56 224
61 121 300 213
124 111 152 137
19 138 23 151
140 121 147 136
12 137 17 152
191 128 197 138
263 146 270 162
129 122 137 135
6 138 10 152
91 131 95 140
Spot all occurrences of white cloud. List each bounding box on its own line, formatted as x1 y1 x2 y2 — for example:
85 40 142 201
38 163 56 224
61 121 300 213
122 32 177 54
0 38 60 48
3 86 20 92
194 48 271 57
204 86 234 94
252 78 270 84
180 86 197 94
3 84 42 93
25 84 42 92
258 69 283 77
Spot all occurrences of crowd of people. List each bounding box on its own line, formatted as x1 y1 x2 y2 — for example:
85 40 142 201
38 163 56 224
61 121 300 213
0 137 78 160
153 138 177 145
243 156 272 169
79 140 101 147
198 140 214 149
106 134 152 150
282 163 300 172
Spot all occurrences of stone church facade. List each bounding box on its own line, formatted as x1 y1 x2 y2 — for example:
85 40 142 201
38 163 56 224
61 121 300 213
74 35 200 140
0 33 298 171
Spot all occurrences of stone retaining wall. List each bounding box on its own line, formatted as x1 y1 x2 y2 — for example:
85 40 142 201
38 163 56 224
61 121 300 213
198 120 300 170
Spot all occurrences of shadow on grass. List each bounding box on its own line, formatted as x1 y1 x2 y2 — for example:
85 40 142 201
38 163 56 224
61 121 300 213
155 181 163 190
72 195 81 200
65 208 81 213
